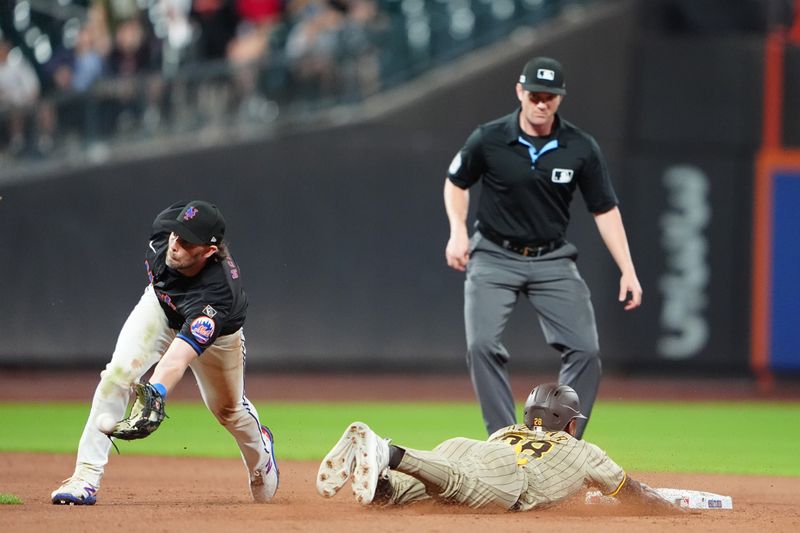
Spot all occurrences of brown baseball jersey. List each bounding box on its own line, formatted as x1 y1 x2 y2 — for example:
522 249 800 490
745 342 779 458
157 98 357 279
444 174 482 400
380 424 625 510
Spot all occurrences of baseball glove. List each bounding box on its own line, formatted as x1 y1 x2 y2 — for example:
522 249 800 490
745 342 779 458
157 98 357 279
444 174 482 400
110 382 167 440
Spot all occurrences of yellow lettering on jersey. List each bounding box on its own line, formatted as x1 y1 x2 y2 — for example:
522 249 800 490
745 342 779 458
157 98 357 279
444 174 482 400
545 431 570 444
499 433 555 464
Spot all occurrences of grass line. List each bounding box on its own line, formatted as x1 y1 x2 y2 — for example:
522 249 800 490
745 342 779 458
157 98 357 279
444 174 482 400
1 401 798 476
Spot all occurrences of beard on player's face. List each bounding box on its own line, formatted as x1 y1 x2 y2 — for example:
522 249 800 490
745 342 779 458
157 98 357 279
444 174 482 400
166 232 210 271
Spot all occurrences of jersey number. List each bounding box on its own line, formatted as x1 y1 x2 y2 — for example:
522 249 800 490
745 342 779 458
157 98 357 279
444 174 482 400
501 435 554 465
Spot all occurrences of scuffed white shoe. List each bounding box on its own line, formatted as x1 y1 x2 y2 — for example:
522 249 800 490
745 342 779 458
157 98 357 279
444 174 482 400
250 425 279 503
51 476 98 505
350 422 390 505
316 423 361 498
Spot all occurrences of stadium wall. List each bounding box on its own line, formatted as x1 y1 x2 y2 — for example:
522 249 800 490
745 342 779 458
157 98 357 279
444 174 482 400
0 2 782 374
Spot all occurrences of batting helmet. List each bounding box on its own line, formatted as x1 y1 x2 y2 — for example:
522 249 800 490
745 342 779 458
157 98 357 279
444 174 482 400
523 383 586 431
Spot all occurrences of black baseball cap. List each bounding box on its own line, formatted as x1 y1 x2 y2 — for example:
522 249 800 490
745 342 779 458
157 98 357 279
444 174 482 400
162 200 226 245
518 57 566 95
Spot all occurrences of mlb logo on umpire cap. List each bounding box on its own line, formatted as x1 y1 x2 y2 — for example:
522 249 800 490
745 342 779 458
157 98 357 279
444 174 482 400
536 69 555 81
519 57 566 95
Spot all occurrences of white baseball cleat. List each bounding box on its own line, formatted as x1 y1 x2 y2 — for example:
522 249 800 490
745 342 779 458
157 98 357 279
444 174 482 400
350 422 390 506
250 425 279 503
316 423 362 498
51 476 98 505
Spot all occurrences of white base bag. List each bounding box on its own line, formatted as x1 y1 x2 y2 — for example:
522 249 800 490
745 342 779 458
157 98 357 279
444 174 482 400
585 488 733 509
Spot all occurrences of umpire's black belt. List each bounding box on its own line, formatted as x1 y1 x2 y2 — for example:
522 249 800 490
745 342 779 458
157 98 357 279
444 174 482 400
479 227 564 258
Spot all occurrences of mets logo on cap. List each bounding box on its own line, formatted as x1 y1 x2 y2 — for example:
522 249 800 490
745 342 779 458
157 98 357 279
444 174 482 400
183 206 199 220
190 316 216 344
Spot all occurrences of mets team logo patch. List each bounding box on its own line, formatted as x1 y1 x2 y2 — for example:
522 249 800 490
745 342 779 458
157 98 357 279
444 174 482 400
183 206 199 220
190 316 216 344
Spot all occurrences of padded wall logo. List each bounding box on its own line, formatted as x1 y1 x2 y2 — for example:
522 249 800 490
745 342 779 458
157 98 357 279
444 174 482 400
190 316 216 344
551 168 574 183
183 206 199 220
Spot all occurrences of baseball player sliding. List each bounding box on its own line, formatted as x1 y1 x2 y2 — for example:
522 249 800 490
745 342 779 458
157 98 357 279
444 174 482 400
51 200 278 505
317 383 679 512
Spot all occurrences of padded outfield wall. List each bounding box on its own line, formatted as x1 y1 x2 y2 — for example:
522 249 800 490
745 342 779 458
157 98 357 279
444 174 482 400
0 1 787 374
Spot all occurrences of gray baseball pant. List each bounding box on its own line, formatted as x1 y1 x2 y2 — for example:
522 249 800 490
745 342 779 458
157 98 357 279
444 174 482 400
464 232 601 438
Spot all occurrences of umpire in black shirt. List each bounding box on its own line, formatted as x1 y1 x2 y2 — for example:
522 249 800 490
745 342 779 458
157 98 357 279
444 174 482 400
444 57 642 439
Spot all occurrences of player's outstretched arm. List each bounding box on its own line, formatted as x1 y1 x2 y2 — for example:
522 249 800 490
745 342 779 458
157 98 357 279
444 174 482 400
616 476 685 514
149 337 199 392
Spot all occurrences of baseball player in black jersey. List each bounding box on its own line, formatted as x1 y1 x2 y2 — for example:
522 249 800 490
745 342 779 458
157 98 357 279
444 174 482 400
444 57 642 439
317 383 678 513
51 200 279 505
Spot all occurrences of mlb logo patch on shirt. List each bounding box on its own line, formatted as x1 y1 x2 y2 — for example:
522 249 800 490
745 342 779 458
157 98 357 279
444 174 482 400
551 168 574 183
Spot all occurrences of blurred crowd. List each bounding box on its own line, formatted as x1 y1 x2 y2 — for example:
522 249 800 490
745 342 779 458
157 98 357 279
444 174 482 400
4 0 795 163
0 0 389 159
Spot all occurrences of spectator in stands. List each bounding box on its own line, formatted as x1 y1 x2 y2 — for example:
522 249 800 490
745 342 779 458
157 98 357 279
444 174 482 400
337 0 387 99
72 26 107 93
94 0 143 35
161 0 195 72
226 0 284 122
0 38 41 157
102 16 164 134
108 17 161 77
283 0 388 101
227 0 283 67
190 0 241 61
284 0 347 99
87 0 114 58
38 25 106 153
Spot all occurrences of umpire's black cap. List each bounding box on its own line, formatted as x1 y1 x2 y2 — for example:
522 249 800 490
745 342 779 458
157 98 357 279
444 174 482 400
162 200 226 245
519 57 566 95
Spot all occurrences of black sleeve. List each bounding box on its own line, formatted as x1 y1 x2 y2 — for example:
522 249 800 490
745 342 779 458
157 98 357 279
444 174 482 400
176 301 229 355
577 135 618 213
447 127 487 189
152 201 187 237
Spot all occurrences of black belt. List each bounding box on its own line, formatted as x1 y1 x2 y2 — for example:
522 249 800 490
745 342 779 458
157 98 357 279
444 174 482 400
479 227 564 258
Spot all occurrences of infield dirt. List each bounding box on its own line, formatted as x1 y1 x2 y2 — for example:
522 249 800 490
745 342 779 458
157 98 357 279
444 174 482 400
2 371 799 532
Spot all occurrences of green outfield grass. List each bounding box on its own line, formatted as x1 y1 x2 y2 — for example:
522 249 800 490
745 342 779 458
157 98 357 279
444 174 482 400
0 493 23 504
1 401 798 476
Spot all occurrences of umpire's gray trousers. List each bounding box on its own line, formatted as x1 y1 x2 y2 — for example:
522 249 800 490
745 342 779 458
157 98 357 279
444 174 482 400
464 232 601 438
